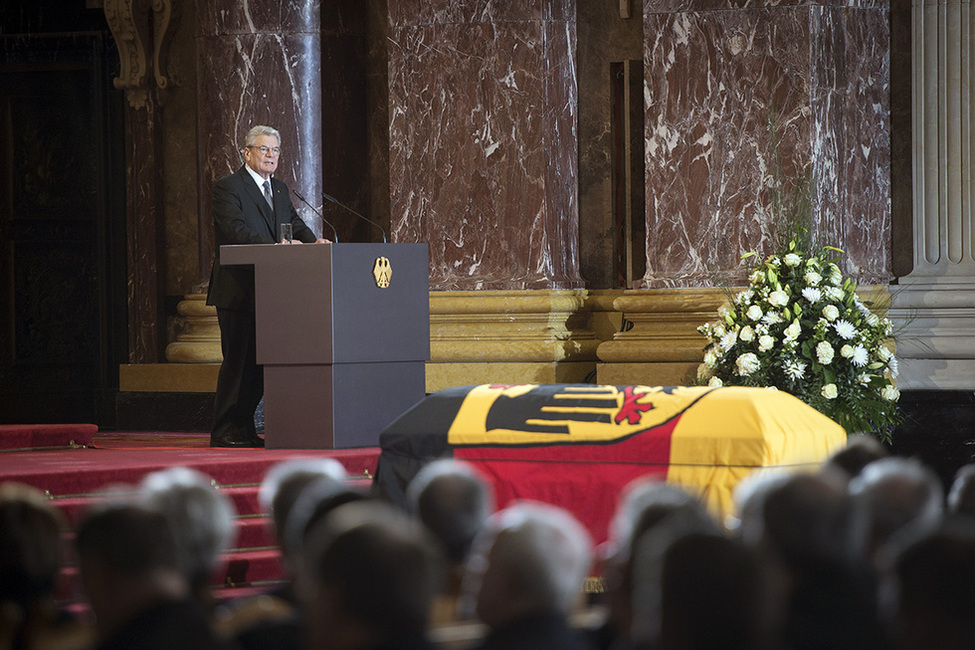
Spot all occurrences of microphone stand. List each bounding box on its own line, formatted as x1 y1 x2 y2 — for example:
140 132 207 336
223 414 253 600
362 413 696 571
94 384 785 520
322 191 388 243
293 189 340 243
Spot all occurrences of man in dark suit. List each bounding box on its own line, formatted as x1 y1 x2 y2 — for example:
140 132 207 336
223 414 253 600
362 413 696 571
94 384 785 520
207 125 326 448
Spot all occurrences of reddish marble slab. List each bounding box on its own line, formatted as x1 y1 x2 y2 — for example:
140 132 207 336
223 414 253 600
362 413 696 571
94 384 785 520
641 2 890 288
389 7 582 290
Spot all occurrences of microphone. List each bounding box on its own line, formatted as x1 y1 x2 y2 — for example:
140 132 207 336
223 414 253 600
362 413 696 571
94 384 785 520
322 191 388 243
293 189 339 243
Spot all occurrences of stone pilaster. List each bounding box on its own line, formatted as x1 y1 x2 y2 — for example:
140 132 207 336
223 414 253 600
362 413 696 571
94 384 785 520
890 0 975 390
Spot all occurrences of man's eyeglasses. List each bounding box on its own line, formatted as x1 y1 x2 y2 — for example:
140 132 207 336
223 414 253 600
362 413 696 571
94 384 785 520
248 145 281 156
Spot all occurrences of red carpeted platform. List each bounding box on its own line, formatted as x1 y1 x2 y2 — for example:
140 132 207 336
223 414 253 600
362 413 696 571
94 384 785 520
0 430 380 605
0 423 98 450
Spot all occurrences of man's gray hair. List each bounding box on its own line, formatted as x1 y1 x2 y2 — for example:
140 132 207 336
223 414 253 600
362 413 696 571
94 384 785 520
475 501 592 616
139 466 237 587
245 125 281 147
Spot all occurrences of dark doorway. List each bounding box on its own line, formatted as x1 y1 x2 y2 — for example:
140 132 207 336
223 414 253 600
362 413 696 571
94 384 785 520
0 30 126 425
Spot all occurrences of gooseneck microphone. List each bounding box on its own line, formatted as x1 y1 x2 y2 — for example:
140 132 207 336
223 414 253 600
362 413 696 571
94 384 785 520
322 191 388 244
292 189 340 243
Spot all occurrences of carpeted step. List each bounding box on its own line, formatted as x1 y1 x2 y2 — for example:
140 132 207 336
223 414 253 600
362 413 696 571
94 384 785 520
219 548 285 588
0 424 98 450
233 516 276 550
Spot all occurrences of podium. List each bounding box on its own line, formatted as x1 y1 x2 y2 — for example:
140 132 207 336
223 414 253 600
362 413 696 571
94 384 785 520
220 243 429 449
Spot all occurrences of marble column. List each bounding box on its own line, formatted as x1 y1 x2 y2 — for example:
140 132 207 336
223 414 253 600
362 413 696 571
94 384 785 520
640 0 891 288
598 0 891 385
388 1 583 291
890 2 975 390
196 0 324 266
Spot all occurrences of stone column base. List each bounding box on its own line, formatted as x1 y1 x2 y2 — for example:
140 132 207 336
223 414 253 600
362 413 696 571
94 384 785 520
428 290 602 393
596 289 729 386
165 293 222 363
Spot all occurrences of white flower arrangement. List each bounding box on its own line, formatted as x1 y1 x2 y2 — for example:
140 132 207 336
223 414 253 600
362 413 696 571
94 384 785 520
697 239 900 439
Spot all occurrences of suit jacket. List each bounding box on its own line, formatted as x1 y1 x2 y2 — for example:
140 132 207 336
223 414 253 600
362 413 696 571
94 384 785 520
207 166 316 310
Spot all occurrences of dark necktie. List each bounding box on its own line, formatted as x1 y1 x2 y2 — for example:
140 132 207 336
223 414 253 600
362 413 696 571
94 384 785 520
262 180 274 211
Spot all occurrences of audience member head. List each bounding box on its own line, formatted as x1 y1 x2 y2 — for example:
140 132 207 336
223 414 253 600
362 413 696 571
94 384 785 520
630 504 725 646
258 458 348 549
139 467 236 597
758 471 852 567
824 434 890 481
656 534 769 650
299 500 443 650
849 457 944 564
0 482 65 609
602 478 706 645
75 502 186 639
947 463 975 518
464 501 592 629
406 459 494 566
283 477 368 565
881 520 975 650
732 469 791 545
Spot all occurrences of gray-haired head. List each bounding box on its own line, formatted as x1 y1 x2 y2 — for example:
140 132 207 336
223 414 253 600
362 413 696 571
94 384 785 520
465 501 592 627
139 466 237 589
849 457 944 562
259 458 348 537
607 477 701 559
244 125 281 148
406 459 494 564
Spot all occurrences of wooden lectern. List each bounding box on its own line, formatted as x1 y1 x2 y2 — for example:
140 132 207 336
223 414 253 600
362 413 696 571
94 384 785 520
220 243 429 449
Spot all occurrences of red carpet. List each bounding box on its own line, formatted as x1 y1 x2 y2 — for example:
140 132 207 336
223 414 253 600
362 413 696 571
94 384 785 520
0 423 98 450
0 431 379 605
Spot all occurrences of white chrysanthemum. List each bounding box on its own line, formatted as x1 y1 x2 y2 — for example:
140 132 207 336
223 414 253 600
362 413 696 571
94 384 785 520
826 287 845 301
821 383 838 399
735 290 755 306
804 271 822 286
834 320 857 340
697 364 714 381
840 344 854 358
851 345 869 367
703 348 720 368
823 304 840 321
858 373 872 386
718 330 738 352
784 321 802 341
784 253 802 267
735 352 761 376
783 359 806 380
758 335 775 352
739 326 755 342
816 341 835 364
768 290 789 307
746 305 764 321
708 376 724 388
881 385 900 401
801 287 823 303
762 312 784 326
889 356 899 377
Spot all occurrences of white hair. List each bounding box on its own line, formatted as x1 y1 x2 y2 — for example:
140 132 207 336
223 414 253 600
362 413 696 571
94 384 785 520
849 457 944 558
474 501 592 617
244 125 281 147
139 467 236 585
258 458 348 513
607 477 699 556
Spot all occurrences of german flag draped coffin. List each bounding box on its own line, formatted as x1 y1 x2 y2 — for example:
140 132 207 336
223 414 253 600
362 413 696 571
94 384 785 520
374 384 846 543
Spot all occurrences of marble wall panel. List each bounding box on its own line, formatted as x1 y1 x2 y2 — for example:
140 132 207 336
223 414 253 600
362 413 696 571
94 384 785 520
389 8 582 290
809 7 890 283
196 0 323 268
389 0 574 26
641 3 890 288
